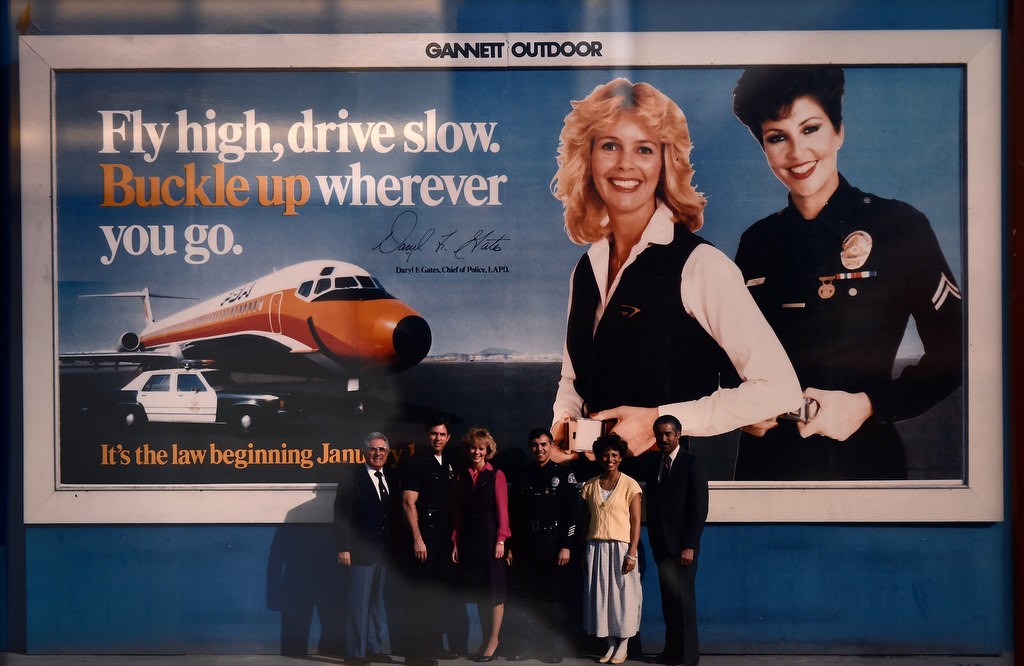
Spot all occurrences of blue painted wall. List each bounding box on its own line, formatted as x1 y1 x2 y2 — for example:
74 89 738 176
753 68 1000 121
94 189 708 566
3 0 1014 656
18 522 1014 655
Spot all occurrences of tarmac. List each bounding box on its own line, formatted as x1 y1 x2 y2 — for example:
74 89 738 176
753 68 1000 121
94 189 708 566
0 655 1014 665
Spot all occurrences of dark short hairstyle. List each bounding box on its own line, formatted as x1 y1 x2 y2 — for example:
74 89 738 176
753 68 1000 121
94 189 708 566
653 415 681 433
527 427 554 443
592 433 628 459
424 415 451 433
732 66 845 146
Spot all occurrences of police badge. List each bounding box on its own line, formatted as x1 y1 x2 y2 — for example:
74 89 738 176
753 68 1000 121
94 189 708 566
841 230 873 269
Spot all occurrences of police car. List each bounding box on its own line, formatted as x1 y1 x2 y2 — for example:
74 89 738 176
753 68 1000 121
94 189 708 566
114 364 300 434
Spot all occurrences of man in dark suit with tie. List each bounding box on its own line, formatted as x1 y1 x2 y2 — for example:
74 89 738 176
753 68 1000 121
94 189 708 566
644 415 709 666
334 432 397 665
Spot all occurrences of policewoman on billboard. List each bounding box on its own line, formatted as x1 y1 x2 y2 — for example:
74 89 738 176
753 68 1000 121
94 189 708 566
731 66 963 480
548 78 802 458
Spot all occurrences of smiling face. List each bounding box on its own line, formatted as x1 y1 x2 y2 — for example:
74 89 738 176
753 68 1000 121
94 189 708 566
467 441 488 469
590 114 663 225
761 95 845 219
529 435 553 465
365 438 389 471
426 424 450 456
599 446 622 474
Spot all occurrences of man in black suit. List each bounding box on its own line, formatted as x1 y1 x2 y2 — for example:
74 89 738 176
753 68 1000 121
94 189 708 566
645 415 709 666
334 432 397 665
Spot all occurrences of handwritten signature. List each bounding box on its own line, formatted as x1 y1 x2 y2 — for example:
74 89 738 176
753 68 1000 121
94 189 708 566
372 210 509 261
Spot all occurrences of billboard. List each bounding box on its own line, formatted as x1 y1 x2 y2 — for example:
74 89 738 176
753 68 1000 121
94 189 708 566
20 31 1003 522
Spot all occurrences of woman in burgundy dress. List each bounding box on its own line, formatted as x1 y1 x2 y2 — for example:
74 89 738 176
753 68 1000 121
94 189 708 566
452 427 511 662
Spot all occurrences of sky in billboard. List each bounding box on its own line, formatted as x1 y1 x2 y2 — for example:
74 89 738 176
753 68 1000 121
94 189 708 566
54 66 962 359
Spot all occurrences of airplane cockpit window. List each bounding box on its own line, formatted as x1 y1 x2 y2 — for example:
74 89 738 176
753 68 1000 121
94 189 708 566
296 267 392 302
309 276 391 301
142 374 171 392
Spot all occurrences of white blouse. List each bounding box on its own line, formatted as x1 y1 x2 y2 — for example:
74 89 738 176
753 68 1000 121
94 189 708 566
553 203 802 437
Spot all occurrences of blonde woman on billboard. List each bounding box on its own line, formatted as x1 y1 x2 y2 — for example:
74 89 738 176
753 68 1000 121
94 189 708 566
549 78 801 459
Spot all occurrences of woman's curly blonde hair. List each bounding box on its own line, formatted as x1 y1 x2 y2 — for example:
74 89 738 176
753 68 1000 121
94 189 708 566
550 78 706 244
462 427 497 460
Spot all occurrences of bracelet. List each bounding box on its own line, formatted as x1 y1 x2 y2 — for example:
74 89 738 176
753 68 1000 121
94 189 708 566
624 553 638 561
497 541 505 546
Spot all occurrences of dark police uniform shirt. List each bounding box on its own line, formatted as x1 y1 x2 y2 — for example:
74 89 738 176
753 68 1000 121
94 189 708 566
733 175 963 480
509 460 578 555
400 446 459 541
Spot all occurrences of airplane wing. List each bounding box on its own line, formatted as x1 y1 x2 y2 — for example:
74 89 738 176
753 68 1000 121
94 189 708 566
59 351 180 370
177 334 348 378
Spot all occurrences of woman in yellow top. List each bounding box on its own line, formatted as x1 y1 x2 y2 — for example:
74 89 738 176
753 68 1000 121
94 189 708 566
580 434 642 664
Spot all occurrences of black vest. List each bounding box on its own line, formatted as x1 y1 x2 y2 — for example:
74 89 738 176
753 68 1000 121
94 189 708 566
566 226 739 414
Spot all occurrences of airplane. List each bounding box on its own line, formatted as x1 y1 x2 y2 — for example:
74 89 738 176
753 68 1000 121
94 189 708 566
61 259 432 390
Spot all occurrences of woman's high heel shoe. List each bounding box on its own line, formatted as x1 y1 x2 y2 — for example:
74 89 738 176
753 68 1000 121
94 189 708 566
608 638 629 664
472 642 499 663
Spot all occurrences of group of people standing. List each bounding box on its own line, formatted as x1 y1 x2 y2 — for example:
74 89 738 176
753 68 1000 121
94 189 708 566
333 417 473 666
333 416 708 666
329 419 569 666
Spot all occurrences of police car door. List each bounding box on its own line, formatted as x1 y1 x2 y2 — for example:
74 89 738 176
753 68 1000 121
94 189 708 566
173 372 218 423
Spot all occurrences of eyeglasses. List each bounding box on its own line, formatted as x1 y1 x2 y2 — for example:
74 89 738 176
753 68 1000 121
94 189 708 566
367 447 389 454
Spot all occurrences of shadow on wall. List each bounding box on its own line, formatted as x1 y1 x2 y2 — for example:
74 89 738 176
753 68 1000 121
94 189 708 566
267 487 345 656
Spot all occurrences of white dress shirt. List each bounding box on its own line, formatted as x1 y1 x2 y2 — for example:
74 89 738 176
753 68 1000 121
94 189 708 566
365 463 390 500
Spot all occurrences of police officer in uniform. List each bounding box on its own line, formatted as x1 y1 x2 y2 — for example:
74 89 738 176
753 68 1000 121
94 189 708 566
505 427 579 663
396 417 468 666
731 65 963 480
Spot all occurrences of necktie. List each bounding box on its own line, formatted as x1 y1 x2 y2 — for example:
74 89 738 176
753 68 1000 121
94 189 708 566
375 470 389 502
660 454 672 484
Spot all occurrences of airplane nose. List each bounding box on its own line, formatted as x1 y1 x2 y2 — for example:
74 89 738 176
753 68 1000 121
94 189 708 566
392 315 431 370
